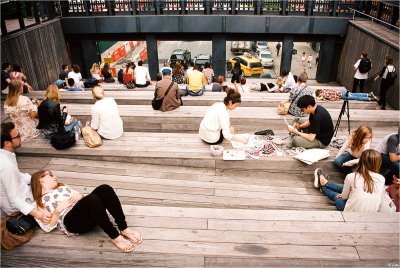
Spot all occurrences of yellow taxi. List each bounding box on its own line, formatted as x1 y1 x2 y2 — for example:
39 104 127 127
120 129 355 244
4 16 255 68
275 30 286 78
229 52 264 77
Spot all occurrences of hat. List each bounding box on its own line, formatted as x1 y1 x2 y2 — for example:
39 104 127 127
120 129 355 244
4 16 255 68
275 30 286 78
161 68 171 75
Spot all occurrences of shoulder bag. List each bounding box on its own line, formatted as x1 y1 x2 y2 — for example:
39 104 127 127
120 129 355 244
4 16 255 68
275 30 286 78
82 126 102 148
277 86 306 115
152 81 174 110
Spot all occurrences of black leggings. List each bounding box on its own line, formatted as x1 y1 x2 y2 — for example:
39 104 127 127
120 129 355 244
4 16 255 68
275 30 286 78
63 184 127 239
379 79 391 107
352 78 365 93
202 130 224 145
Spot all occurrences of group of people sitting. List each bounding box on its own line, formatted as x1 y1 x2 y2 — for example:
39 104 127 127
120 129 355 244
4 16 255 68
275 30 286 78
3 79 123 146
1 63 34 95
197 87 399 213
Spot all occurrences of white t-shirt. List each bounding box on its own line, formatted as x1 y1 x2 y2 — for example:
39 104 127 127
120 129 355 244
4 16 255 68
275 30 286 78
199 102 233 143
307 55 313 62
354 59 369 79
68 72 82 85
135 66 151 85
382 65 395 79
342 172 385 212
283 72 296 90
91 97 123 139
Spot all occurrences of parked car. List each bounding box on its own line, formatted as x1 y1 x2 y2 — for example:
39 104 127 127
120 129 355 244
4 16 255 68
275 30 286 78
169 49 191 68
256 50 274 68
194 54 212 69
256 41 269 51
229 52 263 77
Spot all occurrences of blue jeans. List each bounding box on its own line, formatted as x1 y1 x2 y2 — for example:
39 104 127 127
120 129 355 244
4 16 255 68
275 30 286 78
380 153 400 175
64 120 79 132
334 151 355 174
338 89 370 101
321 182 347 211
186 85 205 96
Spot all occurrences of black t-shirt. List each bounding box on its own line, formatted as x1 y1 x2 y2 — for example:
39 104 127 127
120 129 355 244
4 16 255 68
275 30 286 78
1 70 10 90
58 70 68 80
309 105 334 146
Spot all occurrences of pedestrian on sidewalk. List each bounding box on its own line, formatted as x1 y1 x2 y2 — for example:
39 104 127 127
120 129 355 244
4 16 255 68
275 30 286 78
276 43 281 56
307 54 313 69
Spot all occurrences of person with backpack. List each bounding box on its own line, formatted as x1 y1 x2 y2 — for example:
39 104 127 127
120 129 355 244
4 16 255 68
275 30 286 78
352 52 371 93
374 55 397 110
230 61 243 83
276 42 281 56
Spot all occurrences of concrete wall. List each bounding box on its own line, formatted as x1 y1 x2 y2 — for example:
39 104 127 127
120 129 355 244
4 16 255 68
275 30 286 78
1 19 70 91
336 22 399 109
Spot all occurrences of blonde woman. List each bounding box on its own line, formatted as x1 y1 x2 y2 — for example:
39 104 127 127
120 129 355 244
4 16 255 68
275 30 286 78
335 126 372 174
315 149 385 212
31 170 142 253
4 80 40 141
90 63 102 82
37 84 79 139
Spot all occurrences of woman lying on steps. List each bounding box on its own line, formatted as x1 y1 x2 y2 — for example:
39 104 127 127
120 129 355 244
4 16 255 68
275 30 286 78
334 125 372 175
31 170 142 253
314 149 385 212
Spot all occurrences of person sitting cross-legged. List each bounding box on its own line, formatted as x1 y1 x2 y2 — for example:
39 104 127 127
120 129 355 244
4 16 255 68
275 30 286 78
314 149 385 212
30 171 142 253
186 64 207 96
287 95 334 149
375 130 400 178
90 86 123 139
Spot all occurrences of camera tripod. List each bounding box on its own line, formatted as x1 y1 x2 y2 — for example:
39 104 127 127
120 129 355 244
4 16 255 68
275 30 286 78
334 91 351 137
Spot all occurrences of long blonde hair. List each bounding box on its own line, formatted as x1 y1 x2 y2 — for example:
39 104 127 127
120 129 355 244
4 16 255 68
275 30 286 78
45 84 60 103
350 126 372 152
31 170 64 208
90 63 99 74
5 80 23 107
354 149 381 193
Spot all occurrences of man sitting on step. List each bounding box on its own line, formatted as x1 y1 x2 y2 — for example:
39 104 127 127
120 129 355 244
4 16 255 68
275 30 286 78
287 95 334 149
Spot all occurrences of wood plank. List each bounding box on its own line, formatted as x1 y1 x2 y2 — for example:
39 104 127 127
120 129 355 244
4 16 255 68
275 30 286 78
128 216 207 230
356 246 400 260
208 219 399 234
134 227 398 246
121 206 343 221
342 212 400 223
26 233 360 260
205 257 397 267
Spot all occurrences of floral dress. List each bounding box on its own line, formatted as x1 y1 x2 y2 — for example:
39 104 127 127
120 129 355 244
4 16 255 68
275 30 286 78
4 96 40 141
172 71 185 84
288 84 315 117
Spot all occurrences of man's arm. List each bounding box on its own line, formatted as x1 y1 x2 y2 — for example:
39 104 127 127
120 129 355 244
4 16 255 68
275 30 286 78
90 107 100 130
289 127 316 142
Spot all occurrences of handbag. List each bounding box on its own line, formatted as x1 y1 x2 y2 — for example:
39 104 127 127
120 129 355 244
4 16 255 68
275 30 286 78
1 215 34 250
82 126 102 148
152 81 174 110
277 85 306 115
126 81 135 89
5 214 36 235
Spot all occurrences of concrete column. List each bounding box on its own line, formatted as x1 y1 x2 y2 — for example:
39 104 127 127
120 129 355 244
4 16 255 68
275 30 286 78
212 34 226 77
280 35 294 75
316 36 335 83
80 41 99 78
145 34 159 80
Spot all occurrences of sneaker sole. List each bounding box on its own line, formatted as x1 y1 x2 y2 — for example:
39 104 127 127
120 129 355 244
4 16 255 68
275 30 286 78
313 169 320 189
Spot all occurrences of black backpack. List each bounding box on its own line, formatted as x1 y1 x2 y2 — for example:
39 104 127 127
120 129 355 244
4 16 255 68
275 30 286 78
232 68 241 77
358 58 372 73
386 66 397 85
50 131 76 150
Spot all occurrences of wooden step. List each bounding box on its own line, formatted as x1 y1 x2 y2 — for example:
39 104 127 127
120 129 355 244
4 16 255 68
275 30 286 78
52 104 398 133
16 130 397 172
2 205 398 267
25 90 379 109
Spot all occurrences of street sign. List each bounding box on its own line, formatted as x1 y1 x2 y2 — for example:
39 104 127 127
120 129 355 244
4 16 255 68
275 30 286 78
103 57 113 63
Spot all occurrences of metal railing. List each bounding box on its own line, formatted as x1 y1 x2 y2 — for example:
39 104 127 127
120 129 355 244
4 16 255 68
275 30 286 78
2 0 399 36
349 8 400 31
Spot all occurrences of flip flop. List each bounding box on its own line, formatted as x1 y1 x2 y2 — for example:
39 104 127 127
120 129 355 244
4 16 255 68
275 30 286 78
112 237 135 253
120 230 143 244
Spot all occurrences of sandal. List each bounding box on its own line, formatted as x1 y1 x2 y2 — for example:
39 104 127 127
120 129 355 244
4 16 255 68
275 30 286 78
112 236 135 253
120 229 143 244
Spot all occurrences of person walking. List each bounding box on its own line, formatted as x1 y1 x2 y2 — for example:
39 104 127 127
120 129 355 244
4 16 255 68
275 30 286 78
276 43 281 56
374 55 397 110
352 52 371 93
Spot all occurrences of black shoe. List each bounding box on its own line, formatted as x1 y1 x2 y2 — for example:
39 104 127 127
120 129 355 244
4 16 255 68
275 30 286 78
380 106 386 110
314 168 323 189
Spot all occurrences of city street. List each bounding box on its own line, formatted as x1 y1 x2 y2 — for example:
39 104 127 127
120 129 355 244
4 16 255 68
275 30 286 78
111 40 320 80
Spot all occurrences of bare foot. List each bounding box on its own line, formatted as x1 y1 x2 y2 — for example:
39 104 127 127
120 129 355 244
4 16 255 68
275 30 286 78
120 228 143 244
320 175 328 187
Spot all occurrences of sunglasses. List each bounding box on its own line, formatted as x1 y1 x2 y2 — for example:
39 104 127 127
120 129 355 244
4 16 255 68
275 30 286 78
41 171 54 178
11 133 21 139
